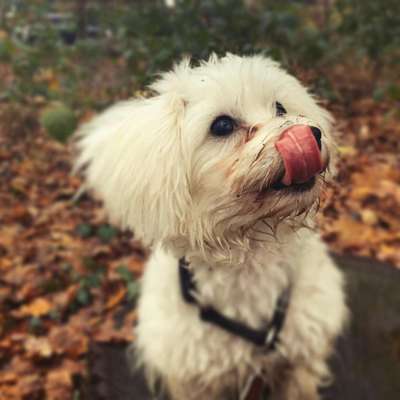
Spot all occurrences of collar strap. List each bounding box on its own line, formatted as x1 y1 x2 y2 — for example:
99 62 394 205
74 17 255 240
179 257 290 350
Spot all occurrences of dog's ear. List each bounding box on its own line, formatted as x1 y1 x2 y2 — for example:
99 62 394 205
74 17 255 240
75 90 190 245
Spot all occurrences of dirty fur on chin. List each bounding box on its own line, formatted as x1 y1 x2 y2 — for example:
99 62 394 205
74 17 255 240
75 54 348 400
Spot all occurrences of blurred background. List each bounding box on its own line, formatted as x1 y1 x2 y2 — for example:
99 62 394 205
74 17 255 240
0 1 399 399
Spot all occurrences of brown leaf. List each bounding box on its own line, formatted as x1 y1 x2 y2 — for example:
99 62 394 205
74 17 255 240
0 371 18 385
17 374 43 398
48 325 89 358
44 360 85 400
45 369 72 400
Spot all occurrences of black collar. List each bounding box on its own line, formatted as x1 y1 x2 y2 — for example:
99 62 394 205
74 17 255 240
179 257 290 350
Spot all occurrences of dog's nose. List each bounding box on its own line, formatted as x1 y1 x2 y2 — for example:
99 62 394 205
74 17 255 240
310 127 322 150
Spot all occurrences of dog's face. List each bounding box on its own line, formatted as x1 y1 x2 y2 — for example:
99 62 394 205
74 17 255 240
76 55 334 251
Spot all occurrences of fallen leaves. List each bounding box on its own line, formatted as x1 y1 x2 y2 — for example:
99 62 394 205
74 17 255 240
324 214 393 254
45 368 73 400
319 94 400 265
93 310 136 343
0 121 145 399
48 325 89 358
0 357 43 400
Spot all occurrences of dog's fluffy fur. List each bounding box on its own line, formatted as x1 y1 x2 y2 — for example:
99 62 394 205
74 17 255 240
76 54 348 399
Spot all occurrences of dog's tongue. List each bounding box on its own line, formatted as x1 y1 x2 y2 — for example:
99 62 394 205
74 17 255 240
275 125 322 185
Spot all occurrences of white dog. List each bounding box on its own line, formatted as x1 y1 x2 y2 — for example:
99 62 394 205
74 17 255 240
75 54 348 400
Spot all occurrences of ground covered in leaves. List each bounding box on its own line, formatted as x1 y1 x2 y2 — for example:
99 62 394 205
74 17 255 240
0 128 145 399
1 77 400 399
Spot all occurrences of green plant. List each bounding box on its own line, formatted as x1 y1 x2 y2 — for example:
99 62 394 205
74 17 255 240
40 104 77 143
335 0 400 64
117 265 140 301
96 224 118 243
1 0 398 108
0 38 14 61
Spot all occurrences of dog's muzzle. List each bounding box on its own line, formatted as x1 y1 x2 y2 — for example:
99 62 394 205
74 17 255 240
274 125 324 187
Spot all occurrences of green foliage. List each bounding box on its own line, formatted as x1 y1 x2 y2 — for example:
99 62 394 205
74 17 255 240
29 316 43 334
0 38 14 61
75 286 91 306
96 224 118 243
75 223 93 238
40 104 77 143
72 259 106 307
127 281 140 301
335 0 400 62
116 265 140 301
116 266 134 283
1 0 398 110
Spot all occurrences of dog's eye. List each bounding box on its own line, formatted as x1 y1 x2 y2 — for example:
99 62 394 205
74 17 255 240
276 102 287 116
210 116 236 137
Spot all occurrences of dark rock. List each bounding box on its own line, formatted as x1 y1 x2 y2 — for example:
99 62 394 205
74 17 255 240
322 254 400 400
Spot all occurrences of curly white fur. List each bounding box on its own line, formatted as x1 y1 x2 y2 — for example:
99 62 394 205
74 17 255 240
76 54 348 400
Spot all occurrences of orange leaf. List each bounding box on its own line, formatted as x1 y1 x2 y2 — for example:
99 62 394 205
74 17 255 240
17 297 52 318
106 286 126 310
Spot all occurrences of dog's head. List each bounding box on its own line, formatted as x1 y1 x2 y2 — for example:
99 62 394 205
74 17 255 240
76 54 335 253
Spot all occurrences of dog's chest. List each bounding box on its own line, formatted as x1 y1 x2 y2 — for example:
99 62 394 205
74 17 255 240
189 253 291 335
137 246 298 383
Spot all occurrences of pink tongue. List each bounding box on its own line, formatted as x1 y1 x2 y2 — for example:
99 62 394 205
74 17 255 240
275 125 323 185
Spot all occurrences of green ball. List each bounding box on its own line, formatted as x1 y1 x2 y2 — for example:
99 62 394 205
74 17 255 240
40 104 77 143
